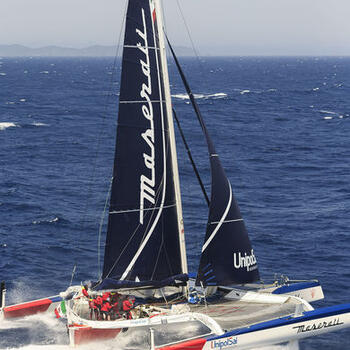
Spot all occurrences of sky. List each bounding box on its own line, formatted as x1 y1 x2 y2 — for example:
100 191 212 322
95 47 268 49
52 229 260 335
1 0 350 55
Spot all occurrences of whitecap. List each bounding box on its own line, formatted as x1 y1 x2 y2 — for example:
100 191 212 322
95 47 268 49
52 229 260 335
206 92 227 99
0 122 17 130
0 72 6 76
319 110 337 115
312 87 319 91
32 122 48 127
172 92 227 100
40 71 49 74
32 217 59 225
20 98 26 102
172 93 189 100
240 89 250 95
324 116 333 120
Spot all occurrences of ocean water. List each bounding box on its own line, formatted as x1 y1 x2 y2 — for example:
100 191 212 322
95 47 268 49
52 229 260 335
0 56 349 349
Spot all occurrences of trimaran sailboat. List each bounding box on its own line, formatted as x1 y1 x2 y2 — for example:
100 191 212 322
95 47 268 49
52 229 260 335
1 0 350 348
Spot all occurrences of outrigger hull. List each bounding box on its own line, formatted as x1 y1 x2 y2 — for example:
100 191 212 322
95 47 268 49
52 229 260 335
0 295 62 319
158 304 350 350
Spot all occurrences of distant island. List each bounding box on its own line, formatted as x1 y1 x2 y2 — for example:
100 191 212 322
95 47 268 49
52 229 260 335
0 44 194 57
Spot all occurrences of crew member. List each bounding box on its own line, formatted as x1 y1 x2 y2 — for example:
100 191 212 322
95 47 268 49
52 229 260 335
101 297 112 320
82 285 89 298
95 295 103 320
122 296 134 320
88 298 98 320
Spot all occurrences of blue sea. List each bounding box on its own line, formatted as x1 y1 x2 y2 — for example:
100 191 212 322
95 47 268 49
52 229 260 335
0 56 349 349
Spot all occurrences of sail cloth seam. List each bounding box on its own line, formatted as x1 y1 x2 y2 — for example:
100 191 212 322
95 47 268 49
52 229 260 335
120 100 163 104
120 4 168 281
201 180 233 253
210 218 243 225
124 45 159 50
109 203 176 215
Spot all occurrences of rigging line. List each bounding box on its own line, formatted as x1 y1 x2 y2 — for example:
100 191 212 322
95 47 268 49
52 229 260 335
97 177 112 279
165 35 215 154
173 108 210 207
71 0 128 281
175 0 202 63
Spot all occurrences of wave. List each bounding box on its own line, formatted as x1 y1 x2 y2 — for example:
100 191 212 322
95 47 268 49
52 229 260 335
319 110 337 115
0 122 17 131
318 109 347 120
32 217 59 225
172 92 227 100
235 88 277 95
0 122 49 130
31 122 49 127
0 72 6 76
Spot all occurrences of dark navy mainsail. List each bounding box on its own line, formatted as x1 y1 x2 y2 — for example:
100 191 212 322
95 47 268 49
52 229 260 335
102 0 185 287
166 40 260 286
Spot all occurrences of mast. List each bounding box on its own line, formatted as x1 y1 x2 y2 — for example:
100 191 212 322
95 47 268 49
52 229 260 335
153 0 188 276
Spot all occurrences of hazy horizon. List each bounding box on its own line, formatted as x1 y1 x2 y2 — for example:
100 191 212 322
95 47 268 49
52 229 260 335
1 0 350 56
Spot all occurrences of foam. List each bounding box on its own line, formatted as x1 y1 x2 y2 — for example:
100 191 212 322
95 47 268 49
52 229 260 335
32 122 49 127
319 110 337 115
32 217 59 225
172 92 227 100
0 122 17 131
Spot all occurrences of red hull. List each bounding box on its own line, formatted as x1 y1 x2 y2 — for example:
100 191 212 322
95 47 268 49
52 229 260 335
158 338 206 350
71 325 121 345
3 299 52 318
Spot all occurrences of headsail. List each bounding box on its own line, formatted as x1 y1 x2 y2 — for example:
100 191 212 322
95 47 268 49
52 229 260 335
101 0 186 289
166 39 260 286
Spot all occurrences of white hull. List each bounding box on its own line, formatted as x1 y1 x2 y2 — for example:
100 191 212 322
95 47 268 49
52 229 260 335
202 308 350 350
63 286 350 348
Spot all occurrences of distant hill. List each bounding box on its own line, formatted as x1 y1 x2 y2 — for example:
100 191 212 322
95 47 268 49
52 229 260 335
0 44 194 57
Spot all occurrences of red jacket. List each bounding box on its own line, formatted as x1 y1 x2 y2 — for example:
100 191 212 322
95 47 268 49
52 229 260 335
95 296 103 308
102 292 111 301
82 288 89 298
89 299 97 309
101 301 112 312
122 299 133 311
